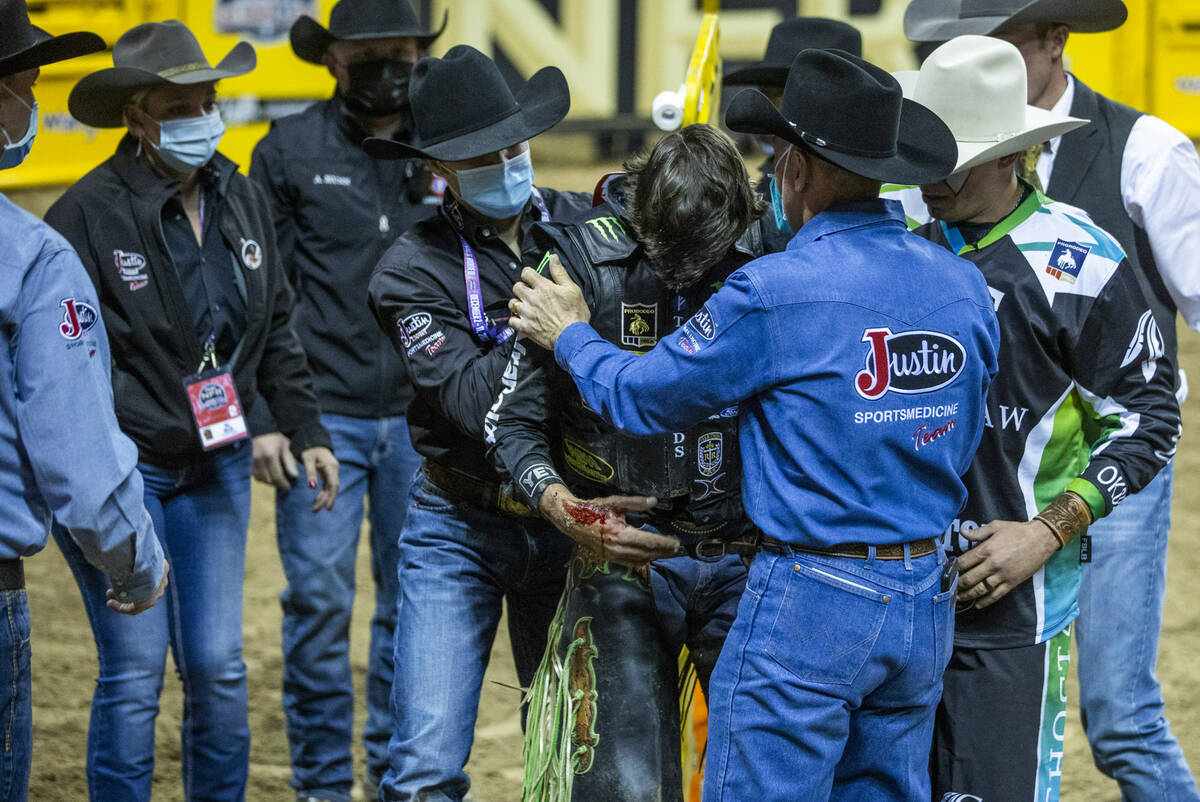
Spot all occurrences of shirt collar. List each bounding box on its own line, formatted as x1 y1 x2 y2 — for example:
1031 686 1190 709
789 198 906 248
1045 73 1076 156
440 191 546 244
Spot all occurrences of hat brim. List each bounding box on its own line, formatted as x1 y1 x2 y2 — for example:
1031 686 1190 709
0 28 105 80
364 65 570 161
290 9 448 64
68 41 256 128
904 0 1128 42
723 63 788 87
726 87 959 185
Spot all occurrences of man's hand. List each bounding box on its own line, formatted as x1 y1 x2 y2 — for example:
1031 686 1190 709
509 254 590 350
106 559 169 615
302 446 340 512
539 483 682 568
252 432 297 489
957 519 1060 609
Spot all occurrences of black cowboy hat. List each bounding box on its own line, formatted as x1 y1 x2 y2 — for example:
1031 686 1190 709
290 0 447 64
0 0 104 80
725 17 862 87
726 49 957 185
69 20 255 128
904 0 1127 42
364 45 569 162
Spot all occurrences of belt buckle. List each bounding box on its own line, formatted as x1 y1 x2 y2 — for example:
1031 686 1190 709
693 539 727 562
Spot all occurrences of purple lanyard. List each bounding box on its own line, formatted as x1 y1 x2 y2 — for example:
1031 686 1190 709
459 187 550 344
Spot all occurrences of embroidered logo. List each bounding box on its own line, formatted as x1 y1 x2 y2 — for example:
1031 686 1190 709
688 303 717 341
855 328 966 400
1045 239 1090 283
585 216 626 242
312 173 351 186
398 311 433 349
113 249 149 291
59 298 98 341
240 239 262 270
621 303 658 348
1120 309 1165 383
697 432 723 477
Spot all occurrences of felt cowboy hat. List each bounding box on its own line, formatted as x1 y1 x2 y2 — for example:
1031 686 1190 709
69 21 254 129
892 35 1087 173
290 0 447 65
725 49 957 185
904 0 1127 42
0 0 105 80
363 45 569 161
725 17 863 87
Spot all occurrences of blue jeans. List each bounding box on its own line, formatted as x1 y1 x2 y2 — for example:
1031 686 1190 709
0 589 31 802
379 468 572 802
275 414 419 801
54 444 253 802
704 549 954 801
1076 461 1200 800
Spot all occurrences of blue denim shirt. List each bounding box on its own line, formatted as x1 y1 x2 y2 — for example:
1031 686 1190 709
555 200 1001 548
0 194 163 601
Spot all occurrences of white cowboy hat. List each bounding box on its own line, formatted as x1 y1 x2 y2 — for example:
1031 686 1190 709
892 35 1087 174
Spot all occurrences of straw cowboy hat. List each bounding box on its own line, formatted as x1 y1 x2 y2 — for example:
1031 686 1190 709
290 0 447 65
69 20 255 128
364 45 568 162
0 0 104 80
725 49 958 185
724 17 862 87
892 35 1087 173
904 0 1127 42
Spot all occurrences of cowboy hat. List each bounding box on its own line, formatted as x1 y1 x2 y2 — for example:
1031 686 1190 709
904 0 1127 42
893 35 1087 173
724 17 862 87
363 45 569 162
68 20 255 129
290 0 447 65
725 49 958 185
0 0 104 80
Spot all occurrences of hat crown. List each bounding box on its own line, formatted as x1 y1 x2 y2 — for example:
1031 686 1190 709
961 0 1025 19
328 0 423 38
913 36 1029 144
763 17 863 65
113 20 211 77
409 45 520 151
0 1 38 60
780 49 901 157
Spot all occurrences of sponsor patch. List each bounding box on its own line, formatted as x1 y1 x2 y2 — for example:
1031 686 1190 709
59 298 98 341
707 405 739 420
562 437 615 484
689 303 717 341
1045 239 1090 283
406 329 446 359
912 418 957 451
240 239 262 270
855 328 966 400
697 432 723 477
398 311 433 349
585 216 625 242
113 249 149 291
312 173 351 186
621 302 658 348
693 473 726 501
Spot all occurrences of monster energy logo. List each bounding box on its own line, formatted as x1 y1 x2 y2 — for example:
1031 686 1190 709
586 216 626 242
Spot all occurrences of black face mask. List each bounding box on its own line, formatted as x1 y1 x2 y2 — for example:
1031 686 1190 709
344 58 414 116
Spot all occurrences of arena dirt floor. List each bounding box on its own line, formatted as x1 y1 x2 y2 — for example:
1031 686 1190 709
15 136 1200 800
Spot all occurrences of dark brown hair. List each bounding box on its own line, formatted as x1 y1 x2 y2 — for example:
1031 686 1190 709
623 124 765 289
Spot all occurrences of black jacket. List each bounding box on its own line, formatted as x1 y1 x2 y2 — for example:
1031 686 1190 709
45 136 330 468
249 97 441 420
368 188 591 480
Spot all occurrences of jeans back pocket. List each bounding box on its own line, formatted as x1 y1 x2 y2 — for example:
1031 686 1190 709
764 560 891 686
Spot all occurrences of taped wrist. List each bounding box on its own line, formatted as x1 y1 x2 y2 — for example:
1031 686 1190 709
1033 490 1094 550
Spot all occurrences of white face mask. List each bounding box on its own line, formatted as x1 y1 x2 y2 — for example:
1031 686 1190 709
147 108 225 172
0 85 37 171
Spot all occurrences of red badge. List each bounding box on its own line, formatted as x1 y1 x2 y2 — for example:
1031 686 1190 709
182 369 248 450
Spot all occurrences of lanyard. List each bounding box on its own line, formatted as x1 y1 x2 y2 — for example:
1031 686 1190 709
459 187 550 344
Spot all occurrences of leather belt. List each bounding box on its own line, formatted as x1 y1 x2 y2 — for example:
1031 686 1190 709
761 535 938 561
0 559 24 590
422 462 535 519
687 535 762 562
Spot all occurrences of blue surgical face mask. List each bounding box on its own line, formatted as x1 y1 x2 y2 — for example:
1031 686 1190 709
769 145 794 234
150 109 225 172
456 149 534 219
0 87 37 171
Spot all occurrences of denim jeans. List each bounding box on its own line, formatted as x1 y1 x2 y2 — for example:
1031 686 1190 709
379 468 572 802
704 548 954 801
54 443 253 802
275 414 420 801
0 589 31 802
1076 461 1200 800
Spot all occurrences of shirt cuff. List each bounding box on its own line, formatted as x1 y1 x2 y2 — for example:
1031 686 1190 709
108 528 165 605
554 321 602 372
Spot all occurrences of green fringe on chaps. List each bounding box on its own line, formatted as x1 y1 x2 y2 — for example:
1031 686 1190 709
522 547 683 802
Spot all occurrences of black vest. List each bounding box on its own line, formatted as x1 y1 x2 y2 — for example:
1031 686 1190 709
1047 77 1181 386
